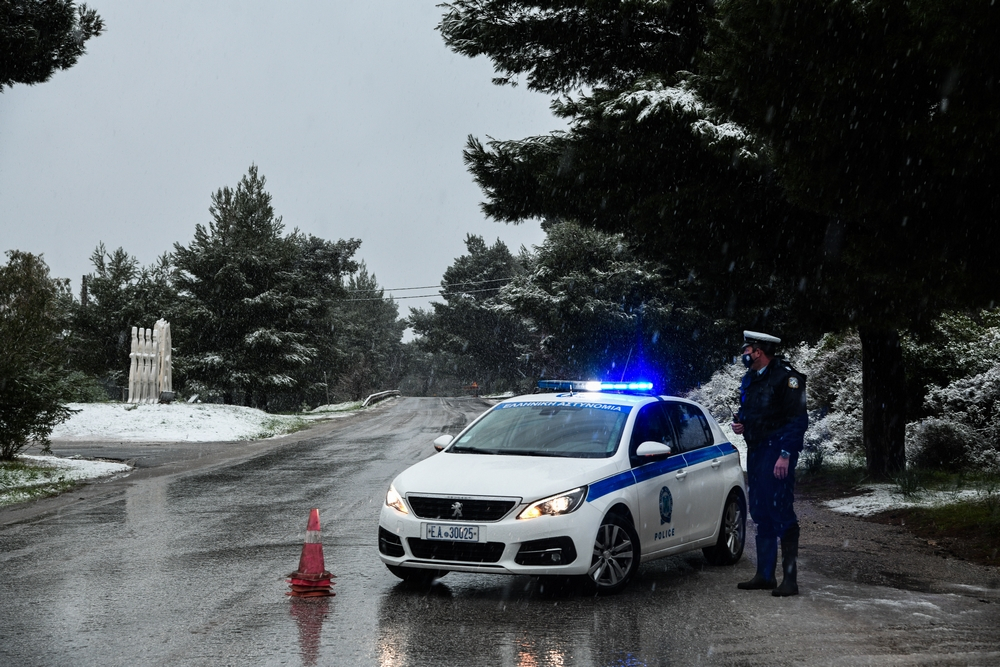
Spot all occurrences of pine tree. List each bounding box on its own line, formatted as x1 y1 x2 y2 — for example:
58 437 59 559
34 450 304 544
409 235 535 393
1 1 104 91
330 264 407 401
173 166 326 408
702 0 1000 476
499 221 726 392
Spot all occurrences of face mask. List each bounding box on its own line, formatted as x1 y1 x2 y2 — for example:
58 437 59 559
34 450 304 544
742 353 753 368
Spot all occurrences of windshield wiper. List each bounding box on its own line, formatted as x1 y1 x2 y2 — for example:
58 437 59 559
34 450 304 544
447 446 496 454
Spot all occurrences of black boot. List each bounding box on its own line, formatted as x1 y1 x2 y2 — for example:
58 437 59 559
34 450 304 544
772 523 799 597
738 534 777 590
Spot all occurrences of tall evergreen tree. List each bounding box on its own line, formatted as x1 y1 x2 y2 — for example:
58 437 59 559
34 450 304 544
173 166 350 409
331 264 407 401
499 221 726 392
701 0 1000 476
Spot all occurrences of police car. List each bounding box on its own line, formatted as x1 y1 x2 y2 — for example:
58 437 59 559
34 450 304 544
377 381 747 594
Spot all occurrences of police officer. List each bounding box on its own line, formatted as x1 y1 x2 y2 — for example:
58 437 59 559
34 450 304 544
731 331 807 597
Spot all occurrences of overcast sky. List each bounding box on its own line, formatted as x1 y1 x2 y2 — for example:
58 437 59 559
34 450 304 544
0 1 557 324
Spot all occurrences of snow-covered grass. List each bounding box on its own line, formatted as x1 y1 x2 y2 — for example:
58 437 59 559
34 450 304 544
0 455 132 506
823 485 984 517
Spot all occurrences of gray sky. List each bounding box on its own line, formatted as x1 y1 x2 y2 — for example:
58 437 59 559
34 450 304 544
0 1 556 323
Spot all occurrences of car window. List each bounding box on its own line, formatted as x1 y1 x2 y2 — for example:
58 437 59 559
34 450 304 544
629 403 677 466
449 401 630 458
664 402 713 453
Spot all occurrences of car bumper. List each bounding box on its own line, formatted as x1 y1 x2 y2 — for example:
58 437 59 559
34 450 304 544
377 502 604 576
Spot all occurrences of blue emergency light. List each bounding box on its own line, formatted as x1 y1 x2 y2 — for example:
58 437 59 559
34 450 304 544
537 380 655 393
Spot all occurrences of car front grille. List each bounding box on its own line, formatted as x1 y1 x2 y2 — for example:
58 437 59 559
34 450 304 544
407 538 506 563
407 495 518 522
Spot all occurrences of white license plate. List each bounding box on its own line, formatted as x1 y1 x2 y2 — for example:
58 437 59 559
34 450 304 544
425 523 480 542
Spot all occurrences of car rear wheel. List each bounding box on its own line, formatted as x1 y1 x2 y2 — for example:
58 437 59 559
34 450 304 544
584 512 639 595
703 490 746 566
385 564 449 585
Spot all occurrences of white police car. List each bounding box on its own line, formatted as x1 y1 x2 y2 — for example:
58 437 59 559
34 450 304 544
377 381 747 594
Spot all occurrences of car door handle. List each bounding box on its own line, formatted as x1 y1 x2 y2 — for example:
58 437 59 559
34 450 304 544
675 470 687 481
711 458 722 469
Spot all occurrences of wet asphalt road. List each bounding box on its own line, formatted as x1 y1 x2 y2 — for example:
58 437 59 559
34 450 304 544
2 396 999 667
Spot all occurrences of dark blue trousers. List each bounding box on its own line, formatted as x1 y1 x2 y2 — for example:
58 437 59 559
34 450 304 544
747 444 798 540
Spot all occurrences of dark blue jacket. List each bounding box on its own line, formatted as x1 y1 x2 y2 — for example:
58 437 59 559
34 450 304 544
738 358 808 453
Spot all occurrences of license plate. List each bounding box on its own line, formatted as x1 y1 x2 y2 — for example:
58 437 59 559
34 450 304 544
425 523 480 542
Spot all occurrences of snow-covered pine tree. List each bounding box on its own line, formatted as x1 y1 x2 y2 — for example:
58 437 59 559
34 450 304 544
173 166 352 409
408 235 534 394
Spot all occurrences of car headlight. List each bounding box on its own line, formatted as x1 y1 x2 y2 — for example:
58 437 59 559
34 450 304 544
385 485 409 514
517 487 587 520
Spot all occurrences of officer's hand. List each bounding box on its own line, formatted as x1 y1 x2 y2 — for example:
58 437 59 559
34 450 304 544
774 456 789 479
732 422 744 435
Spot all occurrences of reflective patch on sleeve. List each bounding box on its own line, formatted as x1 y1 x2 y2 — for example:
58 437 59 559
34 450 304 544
788 377 800 389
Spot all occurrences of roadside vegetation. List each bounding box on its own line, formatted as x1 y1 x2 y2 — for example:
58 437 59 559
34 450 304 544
0 458 80 506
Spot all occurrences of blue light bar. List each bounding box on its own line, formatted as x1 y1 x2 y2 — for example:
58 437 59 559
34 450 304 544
536 380 654 393
599 381 654 392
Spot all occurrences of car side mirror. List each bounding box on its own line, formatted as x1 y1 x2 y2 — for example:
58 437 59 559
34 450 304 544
433 434 454 452
636 441 672 457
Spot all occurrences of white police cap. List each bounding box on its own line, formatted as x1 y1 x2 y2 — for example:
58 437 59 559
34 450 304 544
743 330 781 345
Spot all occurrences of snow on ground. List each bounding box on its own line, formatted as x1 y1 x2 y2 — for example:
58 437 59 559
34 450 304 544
49 401 354 443
1 455 133 506
823 485 983 517
18 455 132 481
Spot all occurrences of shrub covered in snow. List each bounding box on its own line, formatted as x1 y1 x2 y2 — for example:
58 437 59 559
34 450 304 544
907 363 1000 472
686 362 743 425
786 332 863 458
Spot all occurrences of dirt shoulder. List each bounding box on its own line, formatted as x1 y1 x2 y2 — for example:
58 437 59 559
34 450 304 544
795 480 1000 603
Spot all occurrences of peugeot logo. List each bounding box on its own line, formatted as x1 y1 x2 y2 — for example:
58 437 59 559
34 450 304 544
451 501 463 518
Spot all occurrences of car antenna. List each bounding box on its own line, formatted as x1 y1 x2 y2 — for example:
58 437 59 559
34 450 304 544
620 346 633 382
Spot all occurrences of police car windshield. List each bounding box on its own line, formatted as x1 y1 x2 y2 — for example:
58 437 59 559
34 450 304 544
448 401 631 458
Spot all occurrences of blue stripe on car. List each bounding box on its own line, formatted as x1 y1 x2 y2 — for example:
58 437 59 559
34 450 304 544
586 442 739 502
587 470 636 500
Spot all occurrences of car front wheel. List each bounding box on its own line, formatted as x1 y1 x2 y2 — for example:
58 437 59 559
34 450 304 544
585 512 639 595
702 490 746 566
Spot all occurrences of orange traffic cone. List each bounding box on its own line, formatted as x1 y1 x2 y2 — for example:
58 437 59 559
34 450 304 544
286 508 336 597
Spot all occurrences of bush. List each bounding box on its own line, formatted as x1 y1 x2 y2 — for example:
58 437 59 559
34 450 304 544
786 332 864 457
686 362 743 425
905 418 976 471
908 363 1000 473
0 251 75 459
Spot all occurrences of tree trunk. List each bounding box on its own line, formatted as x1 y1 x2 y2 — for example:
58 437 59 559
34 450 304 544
859 327 907 479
